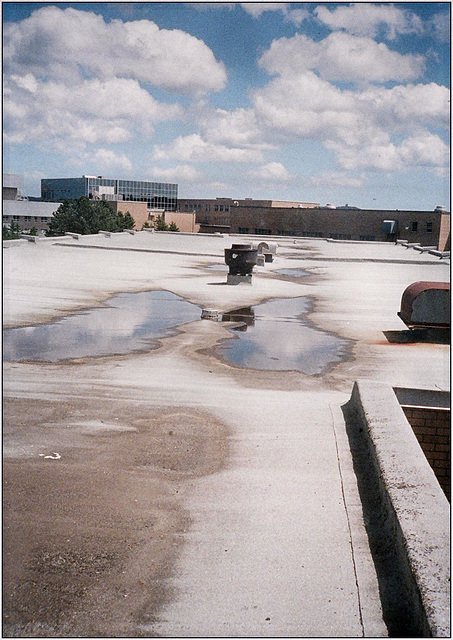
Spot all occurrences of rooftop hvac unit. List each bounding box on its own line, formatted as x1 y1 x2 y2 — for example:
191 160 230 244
382 219 398 234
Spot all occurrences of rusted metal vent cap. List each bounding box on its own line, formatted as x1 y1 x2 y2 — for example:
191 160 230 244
399 281 450 329
224 244 258 276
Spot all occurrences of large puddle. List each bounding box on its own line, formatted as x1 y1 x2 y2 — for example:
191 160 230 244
3 291 201 362
217 297 350 375
4 291 350 374
274 268 310 278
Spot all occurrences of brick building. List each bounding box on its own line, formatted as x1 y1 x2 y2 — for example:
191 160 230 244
229 203 450 249
177 198 320 233
2 200 62 234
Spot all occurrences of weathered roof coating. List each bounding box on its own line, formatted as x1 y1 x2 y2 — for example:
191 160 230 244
2 232 450 636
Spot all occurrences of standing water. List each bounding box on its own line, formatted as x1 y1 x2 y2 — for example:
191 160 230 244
218 297 350 375
4 292 350 375
3 291 201 362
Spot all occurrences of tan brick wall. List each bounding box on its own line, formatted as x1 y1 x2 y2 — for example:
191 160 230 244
402 406 450 501
438 214 450 251
107 201 150 230
163 211 200 233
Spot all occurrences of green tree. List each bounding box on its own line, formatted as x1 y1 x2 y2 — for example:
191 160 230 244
168 222 180 232
117 211 135 230
46 197 135 236
3 221 21 240
155 216 169 231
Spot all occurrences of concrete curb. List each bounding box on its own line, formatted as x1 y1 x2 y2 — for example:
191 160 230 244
344 380 450 637
288 256 449 266
53 242 222 258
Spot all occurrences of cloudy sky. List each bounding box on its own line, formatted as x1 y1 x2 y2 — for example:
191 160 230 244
3 2 450 209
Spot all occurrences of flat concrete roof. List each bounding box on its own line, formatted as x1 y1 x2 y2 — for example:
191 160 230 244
3 231 450 637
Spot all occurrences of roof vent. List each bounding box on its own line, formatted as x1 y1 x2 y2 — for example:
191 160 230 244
325 203 336 209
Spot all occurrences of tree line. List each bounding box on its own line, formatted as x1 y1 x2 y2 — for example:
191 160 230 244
3 197 180 239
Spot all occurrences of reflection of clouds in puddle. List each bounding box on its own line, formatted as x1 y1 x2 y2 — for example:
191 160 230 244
275 268 310 278
206 264 229 271
219 297 349 375
3 291 201 362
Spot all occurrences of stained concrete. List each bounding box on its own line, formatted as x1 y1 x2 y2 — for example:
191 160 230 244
3 232 450 637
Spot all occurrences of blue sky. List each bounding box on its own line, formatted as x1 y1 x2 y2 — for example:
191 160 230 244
3 2 450 209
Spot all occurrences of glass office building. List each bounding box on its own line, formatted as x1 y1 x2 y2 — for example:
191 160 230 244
41 176 178 211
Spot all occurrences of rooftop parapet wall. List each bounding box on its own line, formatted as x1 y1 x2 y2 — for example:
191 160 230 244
344 380 450 637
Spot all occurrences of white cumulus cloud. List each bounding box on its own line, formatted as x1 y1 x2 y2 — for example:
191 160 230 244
4 6 227 93
259 32 424 84
304 171 365 189
199 106 275 150
241 3 289 18
327 132 449 172
314 3 424 40
241 2 308 25
3 5 226 159
149 164 203 182
249 162 293 181
4 76 182 146
249 34 449 174
152 134 265 163
89 149 133 172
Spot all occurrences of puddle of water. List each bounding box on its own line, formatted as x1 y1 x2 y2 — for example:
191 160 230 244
3 291 201 363
275 268 310 277
4 290 349 375
218 297 349 375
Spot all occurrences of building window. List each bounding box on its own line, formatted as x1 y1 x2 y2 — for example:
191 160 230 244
24 216 32 222
359 235 376 241
254 228 272 235
3 216 9 222
411 221 418 232
12 216 20 221
238 227 249 234
426 221 433 232
41 217 48 222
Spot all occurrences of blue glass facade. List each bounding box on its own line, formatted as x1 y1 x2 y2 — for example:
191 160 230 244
41 176 178 211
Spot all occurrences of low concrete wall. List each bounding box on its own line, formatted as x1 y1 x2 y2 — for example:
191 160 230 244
344 380 450 637
3 239 27 248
